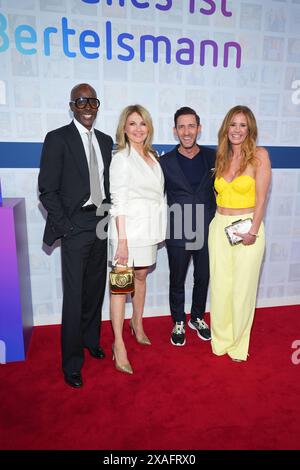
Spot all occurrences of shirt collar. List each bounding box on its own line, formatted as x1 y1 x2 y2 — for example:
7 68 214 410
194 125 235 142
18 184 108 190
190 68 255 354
73 118 94 135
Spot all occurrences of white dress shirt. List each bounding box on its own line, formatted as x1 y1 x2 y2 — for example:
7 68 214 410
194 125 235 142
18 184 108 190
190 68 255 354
73 118 105 205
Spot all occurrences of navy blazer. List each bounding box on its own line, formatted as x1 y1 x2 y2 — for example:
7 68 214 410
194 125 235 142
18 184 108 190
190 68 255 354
38 121 113 246
159 145 216 247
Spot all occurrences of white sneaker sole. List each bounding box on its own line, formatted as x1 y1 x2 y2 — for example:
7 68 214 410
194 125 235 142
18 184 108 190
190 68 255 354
188 320 211 341
170 337 186 346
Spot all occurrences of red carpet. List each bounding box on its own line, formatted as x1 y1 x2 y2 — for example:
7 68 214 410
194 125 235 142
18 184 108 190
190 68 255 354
0 305 300 450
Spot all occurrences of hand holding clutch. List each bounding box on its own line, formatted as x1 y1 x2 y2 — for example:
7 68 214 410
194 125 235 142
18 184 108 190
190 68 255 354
109 263 135 295
224 218 253 246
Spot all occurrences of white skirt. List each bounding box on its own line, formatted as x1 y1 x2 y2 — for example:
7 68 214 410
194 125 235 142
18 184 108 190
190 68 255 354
109 243 158 267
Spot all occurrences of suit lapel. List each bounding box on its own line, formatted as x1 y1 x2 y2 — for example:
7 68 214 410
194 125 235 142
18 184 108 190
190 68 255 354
195 150 213 192
95 130 111 200
67 123 112 200
131 146 162 189
67 122 90 186
170 151 194 193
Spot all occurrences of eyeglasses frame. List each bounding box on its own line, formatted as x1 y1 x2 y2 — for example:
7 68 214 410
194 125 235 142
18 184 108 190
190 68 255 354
70 97 100 109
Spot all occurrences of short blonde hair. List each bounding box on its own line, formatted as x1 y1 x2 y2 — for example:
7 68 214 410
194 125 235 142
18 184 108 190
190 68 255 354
115 104 156 156
215 105 258 177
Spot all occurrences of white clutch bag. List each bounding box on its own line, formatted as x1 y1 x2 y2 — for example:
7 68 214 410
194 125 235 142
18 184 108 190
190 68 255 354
224 218 253 246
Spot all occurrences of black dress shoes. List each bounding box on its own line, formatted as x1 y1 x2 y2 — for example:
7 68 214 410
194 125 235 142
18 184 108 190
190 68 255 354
64 372 83 388
87 346 105 359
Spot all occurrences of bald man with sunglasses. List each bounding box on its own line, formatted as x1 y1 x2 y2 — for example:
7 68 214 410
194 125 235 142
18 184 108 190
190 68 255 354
39 83 113 388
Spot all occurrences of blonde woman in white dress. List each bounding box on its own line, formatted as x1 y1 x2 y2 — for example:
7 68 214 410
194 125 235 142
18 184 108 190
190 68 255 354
109 105 166 374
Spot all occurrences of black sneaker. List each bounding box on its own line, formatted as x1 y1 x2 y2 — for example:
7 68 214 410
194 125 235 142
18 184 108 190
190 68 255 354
170 321 186 346
188 318 211 341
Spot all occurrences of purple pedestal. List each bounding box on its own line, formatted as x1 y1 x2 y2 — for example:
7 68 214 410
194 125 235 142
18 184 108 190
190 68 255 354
0 198 33 363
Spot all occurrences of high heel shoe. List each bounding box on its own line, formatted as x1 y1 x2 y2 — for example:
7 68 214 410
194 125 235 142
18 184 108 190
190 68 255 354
129 319 151 345
112 345 133 375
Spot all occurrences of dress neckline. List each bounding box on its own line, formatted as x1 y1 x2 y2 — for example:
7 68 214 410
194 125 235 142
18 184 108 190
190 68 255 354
219 174 255 184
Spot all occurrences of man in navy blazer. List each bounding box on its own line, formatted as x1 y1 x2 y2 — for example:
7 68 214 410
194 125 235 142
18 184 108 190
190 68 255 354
160 107 216 346
38 83 113 387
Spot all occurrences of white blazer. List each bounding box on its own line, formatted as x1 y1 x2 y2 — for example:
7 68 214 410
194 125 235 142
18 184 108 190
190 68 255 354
109 146 166 247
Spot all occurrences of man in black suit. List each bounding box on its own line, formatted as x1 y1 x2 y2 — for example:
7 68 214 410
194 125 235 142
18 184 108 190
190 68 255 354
38 83 113 387
160 107 216 347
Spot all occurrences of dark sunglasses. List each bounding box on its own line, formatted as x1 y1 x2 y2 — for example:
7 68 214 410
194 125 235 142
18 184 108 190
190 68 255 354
70 97 100 109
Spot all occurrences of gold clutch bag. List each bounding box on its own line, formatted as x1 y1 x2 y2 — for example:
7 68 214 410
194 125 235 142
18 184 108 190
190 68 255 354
109 264 135 295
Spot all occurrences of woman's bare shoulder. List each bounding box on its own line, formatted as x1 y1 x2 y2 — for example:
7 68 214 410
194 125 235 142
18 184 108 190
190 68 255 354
256 146 269 161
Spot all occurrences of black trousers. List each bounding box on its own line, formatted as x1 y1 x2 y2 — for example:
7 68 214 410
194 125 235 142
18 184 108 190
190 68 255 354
60 214 107 375
166 243 209 323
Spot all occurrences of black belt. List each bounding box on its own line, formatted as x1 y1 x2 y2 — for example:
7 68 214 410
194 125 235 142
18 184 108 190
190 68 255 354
80 204 97 212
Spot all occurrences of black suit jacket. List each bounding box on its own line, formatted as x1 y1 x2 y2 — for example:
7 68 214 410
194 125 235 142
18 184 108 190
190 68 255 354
159 145 216 247
38 121 113 246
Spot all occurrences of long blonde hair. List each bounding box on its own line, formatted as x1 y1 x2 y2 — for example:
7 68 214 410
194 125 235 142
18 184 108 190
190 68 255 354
215 105 258 178
115 104 156 157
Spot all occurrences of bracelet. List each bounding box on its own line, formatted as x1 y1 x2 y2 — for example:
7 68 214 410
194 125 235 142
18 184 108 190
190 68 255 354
248 232 259 238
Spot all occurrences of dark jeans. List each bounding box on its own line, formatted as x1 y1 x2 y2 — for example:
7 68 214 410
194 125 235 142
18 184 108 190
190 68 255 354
166 243 209 323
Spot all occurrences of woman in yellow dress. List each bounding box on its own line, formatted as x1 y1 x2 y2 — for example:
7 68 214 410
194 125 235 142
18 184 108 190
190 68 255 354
208 105 271 362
